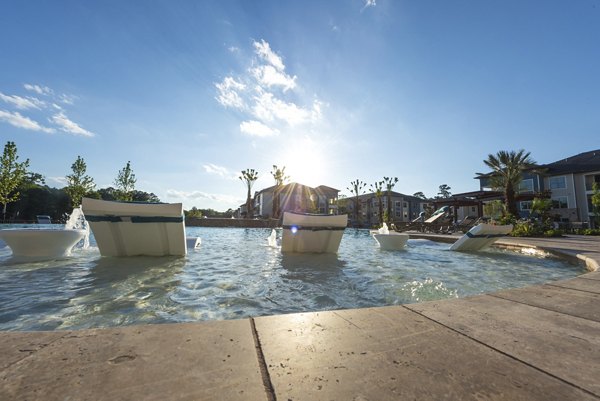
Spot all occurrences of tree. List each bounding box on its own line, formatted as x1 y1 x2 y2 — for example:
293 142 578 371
65 156 96 208
336 194 348 215
413 191 427 200
531 197 552 221
347 179 367 225
239 169 259 218
114 161 137 201
270 165 289 219
437 184 452 199
131 190 160 203
478 150 536 217
0 141 30 221
370 181 384 226
185 207 203 218
383 176 398 224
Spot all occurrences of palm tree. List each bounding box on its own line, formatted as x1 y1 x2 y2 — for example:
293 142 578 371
270 165 289 219
347 179 367 226
478 150 536 217
383 176 398 224
240 169 259 218
370 181 384 226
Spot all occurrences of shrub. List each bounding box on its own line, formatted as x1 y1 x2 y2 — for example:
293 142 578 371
511 221 543 237
543 229 563 237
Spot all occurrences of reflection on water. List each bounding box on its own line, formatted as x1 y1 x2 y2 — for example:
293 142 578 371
0 227 586 331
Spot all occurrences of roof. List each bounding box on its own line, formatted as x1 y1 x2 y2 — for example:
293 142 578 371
543 149 600 175
255 182 339 195
475 149 600 179
354 191 427 202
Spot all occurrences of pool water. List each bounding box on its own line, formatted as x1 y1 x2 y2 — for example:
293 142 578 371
0 227 585 331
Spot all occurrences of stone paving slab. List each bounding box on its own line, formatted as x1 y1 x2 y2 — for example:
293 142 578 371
253 307 596 401
491 284 600 322
0 331 66 370
0 320 265 401
407 294 600 396
547 276 600 293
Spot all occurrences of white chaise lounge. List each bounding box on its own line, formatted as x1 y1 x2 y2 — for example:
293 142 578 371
82 198 194 257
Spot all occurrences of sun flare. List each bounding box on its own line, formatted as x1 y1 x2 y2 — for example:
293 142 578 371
279 137 328 187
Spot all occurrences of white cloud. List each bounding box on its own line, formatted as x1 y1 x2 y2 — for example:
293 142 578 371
0 92 45 110
215 76 246 109
240 120 280 137
50 111 95 137
24 83 53 96
252 91 312 126
47 176 68 186
59 93 76 105
253 39 285 71
215 39 324 138
165 189 242 206
0 109 56 133
251 65 296 91
203 163 238 180
362 0 376 11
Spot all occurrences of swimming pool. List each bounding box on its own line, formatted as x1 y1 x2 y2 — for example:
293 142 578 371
0 227 585 331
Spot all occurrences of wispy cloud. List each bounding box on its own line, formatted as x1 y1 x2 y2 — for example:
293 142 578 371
24 83 53 96
202 163 239 180
0 84 95 137
253 40 286 71
58 93 77 105
0 109 56 133
165 189 242 207
0 92 45 110
251 64 296 91
47 176 68 186
215 39 322 137
50 111 94 137
361 0 376 12
215 77 246 109
240 120 280 137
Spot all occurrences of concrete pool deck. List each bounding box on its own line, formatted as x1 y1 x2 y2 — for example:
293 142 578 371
1 235 599 400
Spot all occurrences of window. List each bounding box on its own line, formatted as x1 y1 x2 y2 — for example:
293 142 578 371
549 176 566 190
520 201 532 211
585 174 600 191
551 196 568 209
518 179 534 193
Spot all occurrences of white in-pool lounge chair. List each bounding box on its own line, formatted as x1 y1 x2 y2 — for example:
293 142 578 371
449 223 513 252
281 212 347 253
82 198 195 257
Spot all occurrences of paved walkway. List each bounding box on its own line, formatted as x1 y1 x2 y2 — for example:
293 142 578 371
1 235 599 400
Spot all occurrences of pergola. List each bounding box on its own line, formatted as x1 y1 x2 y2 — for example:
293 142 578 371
431 190 542 222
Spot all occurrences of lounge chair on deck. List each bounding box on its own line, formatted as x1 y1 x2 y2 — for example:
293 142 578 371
82 198 196 257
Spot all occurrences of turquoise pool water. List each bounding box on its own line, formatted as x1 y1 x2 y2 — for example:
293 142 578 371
0 227 585 331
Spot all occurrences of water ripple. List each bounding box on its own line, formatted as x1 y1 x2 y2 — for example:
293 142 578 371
0 227 586 331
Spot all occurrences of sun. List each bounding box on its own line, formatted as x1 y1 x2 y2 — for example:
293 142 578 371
279 137 327 187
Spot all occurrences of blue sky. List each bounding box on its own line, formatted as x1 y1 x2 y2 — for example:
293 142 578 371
1 0 599 211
